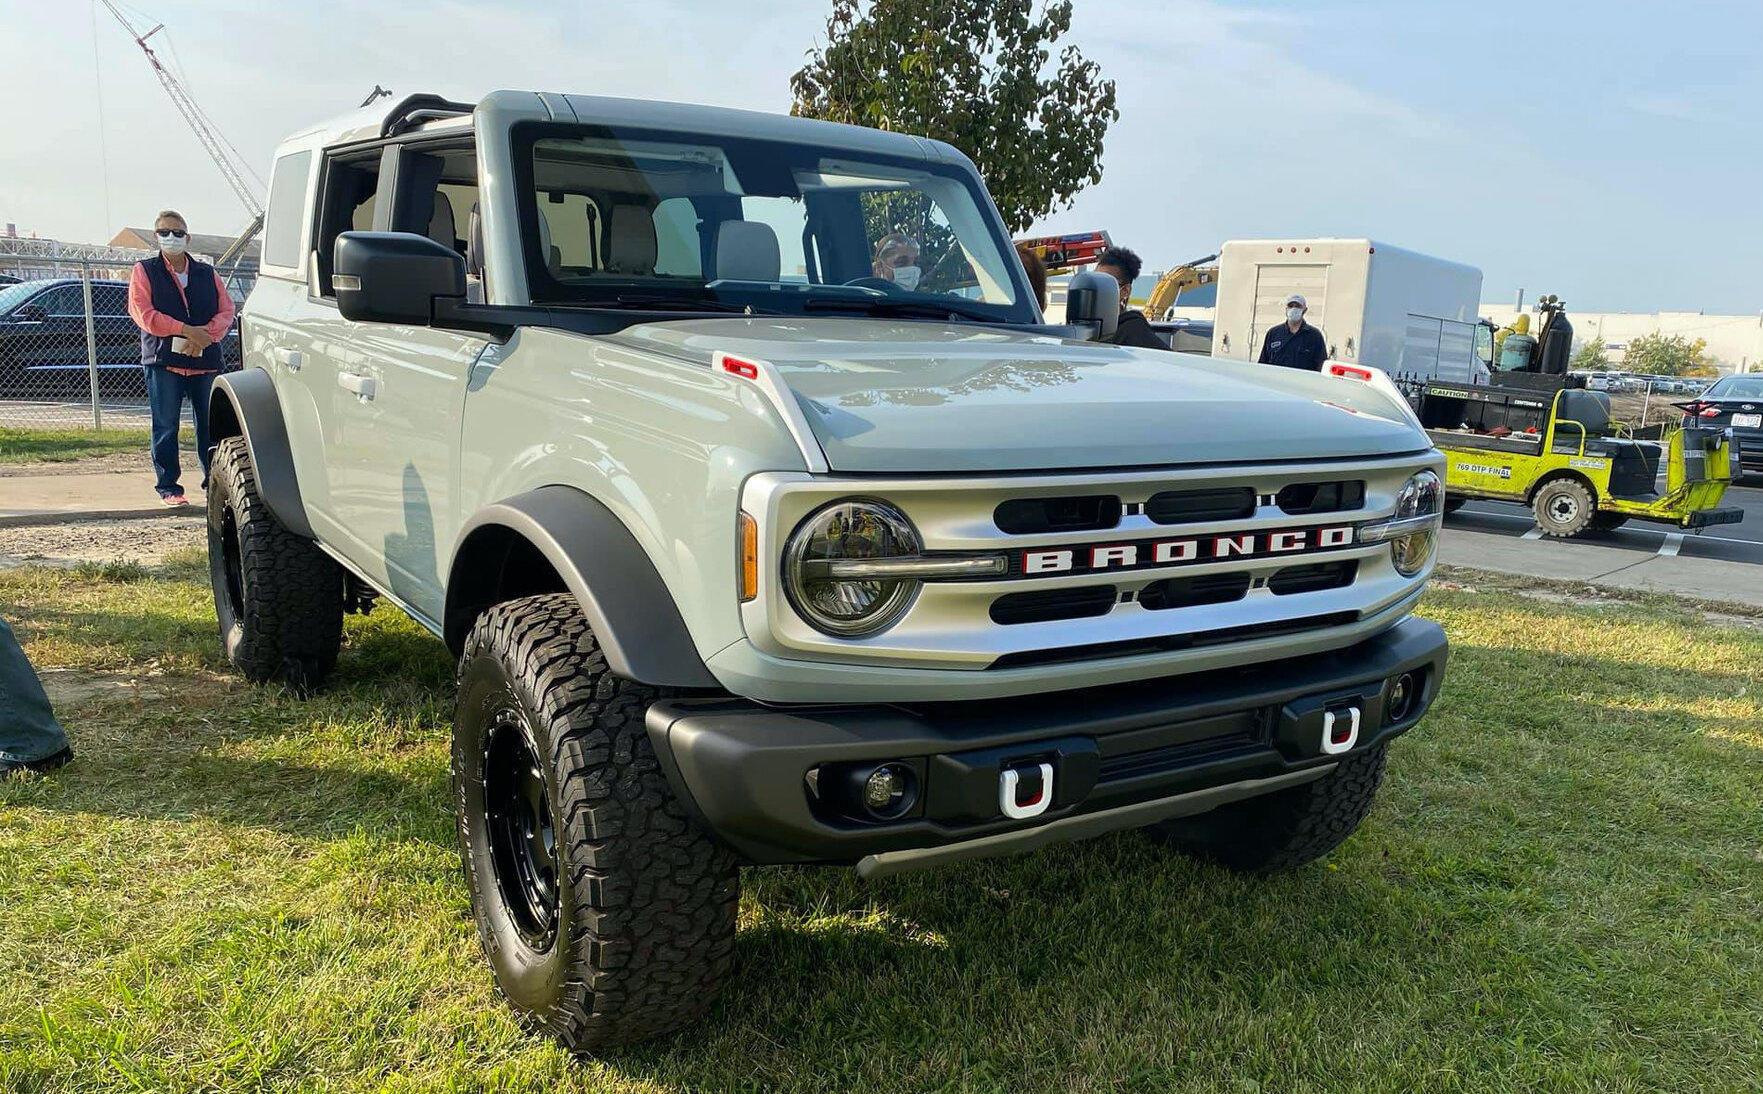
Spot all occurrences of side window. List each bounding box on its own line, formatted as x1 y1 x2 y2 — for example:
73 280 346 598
312 153 382 297
35 285 83 315
93 283 130 317
262 151 312 269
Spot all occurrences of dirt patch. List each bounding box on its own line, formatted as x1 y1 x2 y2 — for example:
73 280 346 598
1433 565 1763 627
0 515 206 568
35 668 172 709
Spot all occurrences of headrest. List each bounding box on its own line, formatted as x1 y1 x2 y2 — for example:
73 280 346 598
608 205 657 275
428 191 455 248
715 220 780 283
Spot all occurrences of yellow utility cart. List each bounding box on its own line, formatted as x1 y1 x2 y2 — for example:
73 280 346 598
1419 384 1741 537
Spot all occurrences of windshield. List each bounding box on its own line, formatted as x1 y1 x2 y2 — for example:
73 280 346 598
1706 375 1763 399
514 124 1036 323
0 281 49 315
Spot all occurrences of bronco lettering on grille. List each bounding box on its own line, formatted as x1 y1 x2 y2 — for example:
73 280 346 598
1021 525 1355 576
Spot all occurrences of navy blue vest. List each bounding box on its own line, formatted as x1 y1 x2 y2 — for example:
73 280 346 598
137 255 225 371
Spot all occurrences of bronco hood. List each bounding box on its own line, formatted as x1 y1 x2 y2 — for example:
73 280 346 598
609 318 1429 473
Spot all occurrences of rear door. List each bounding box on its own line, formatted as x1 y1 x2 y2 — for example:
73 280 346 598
1250 264 1327 358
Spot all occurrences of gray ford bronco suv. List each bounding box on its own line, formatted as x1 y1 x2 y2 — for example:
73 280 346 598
208 91 1448 1052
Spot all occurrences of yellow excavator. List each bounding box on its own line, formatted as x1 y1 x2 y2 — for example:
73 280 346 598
1142 253 1219 319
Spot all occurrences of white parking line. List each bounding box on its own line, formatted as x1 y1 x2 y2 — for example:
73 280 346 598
1658 533 1683 557
1521 527 1545 540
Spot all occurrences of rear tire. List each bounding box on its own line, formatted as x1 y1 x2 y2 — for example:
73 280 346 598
207 436 343 689
1532 478 1596 538
1145 744 1388 873
454 593 739 1054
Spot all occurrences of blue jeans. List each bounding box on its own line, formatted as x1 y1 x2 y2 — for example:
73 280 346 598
0 615 68 765
145 367 216 497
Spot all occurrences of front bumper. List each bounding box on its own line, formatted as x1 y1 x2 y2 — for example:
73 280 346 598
646 615 1447 871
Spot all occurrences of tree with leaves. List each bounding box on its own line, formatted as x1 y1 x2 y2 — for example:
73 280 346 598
791 0 1119 234
1571 336 1610 372
1622 332 1710 377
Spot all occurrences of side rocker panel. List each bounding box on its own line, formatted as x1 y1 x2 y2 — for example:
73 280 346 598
446 485 718 689
209 368 314 539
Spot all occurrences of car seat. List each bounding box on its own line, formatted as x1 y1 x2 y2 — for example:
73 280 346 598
607 206 657 276
714 221 780 283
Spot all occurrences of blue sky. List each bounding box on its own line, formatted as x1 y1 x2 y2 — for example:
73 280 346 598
2 0 1756 313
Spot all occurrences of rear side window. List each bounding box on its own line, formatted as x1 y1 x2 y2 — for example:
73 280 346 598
263 151 312 268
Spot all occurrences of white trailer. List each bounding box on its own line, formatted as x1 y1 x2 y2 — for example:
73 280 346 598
1210 238 1490 385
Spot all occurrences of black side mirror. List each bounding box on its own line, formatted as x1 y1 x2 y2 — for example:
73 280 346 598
1064 270 1119 342
333 231 465 326
14 304 47 322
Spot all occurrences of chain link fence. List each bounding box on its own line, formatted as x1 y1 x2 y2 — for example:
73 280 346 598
0 255 254 431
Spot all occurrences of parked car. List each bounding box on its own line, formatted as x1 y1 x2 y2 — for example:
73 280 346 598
0 273 21 285
210 89 1451 1054
1683 373 1763 481
0 277 240 398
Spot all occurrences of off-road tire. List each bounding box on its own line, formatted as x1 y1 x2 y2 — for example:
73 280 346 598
1589 513 1629 532
453 593 739 1054
1144 744 1389 873
207 436 343 689
1532 477 1596 538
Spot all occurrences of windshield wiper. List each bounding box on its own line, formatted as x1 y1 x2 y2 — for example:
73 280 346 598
801 296 1008 324
607 295 772 315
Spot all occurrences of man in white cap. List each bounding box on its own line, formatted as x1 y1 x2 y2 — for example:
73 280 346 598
1258 293 1328 371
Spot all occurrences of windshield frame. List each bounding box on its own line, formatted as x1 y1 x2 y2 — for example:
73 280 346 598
508 121 1041 326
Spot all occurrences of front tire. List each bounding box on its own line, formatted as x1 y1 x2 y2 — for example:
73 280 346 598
1145 744 1388 873
1532 478 1596 538
453 593 739 1054
207 436 343 688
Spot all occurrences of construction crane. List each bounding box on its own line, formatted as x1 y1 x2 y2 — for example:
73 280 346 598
99 0 264 261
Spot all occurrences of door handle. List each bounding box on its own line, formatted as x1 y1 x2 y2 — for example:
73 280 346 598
278 348 302 372
336 371 376 401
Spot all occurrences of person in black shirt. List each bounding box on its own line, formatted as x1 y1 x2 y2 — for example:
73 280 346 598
1093 246 1167 350
1259 293 1329 370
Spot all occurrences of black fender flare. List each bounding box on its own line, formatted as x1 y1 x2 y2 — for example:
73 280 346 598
445 485 718 689
208 368 314 539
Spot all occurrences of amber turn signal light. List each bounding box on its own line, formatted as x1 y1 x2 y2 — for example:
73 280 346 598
738 511 759 602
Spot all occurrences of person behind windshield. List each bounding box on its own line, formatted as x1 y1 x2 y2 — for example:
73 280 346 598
871 231 923 291
1093 246 1165 349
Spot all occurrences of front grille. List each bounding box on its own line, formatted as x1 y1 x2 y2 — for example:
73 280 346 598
1276 480 1365 515
988 611 1361 669
994 495 1121 534
1145 487 1256 524
1268 559 1358 595
990 585 1117 625
1139 571 1251 611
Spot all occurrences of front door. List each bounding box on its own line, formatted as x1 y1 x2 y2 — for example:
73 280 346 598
324 142 485 625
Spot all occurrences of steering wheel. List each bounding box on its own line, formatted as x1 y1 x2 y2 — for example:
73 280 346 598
842 276 901 294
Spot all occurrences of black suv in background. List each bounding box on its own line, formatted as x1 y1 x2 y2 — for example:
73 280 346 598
1685 373 1763 481
0 277 240 398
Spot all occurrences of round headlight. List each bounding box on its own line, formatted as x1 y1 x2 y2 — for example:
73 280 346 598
1390 470 1443 577
784 500 922 636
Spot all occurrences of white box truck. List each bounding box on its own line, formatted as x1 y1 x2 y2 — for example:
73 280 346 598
1210 239 1490 385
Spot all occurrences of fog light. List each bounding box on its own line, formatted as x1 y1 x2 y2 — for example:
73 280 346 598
864 765 909 811
1387 672 1416 722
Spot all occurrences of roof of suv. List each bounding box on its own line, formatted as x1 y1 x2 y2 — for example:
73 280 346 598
290 89 962 168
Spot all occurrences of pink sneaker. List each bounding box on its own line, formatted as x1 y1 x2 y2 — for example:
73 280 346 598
160 492 189 507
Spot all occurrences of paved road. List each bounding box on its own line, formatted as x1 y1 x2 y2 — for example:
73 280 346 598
1446 482 1763 567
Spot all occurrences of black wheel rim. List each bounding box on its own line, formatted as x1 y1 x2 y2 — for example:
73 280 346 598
218 507 245 620
483 711 560 951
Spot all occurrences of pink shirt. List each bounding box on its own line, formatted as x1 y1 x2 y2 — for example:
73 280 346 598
127 254 236 342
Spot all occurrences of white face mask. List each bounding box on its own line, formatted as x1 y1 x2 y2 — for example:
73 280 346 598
158 234 188 256
1286 306 1304 323
891 265 921 292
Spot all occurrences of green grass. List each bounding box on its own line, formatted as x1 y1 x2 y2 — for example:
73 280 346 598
1 564 1759 1093
0 427 153 465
